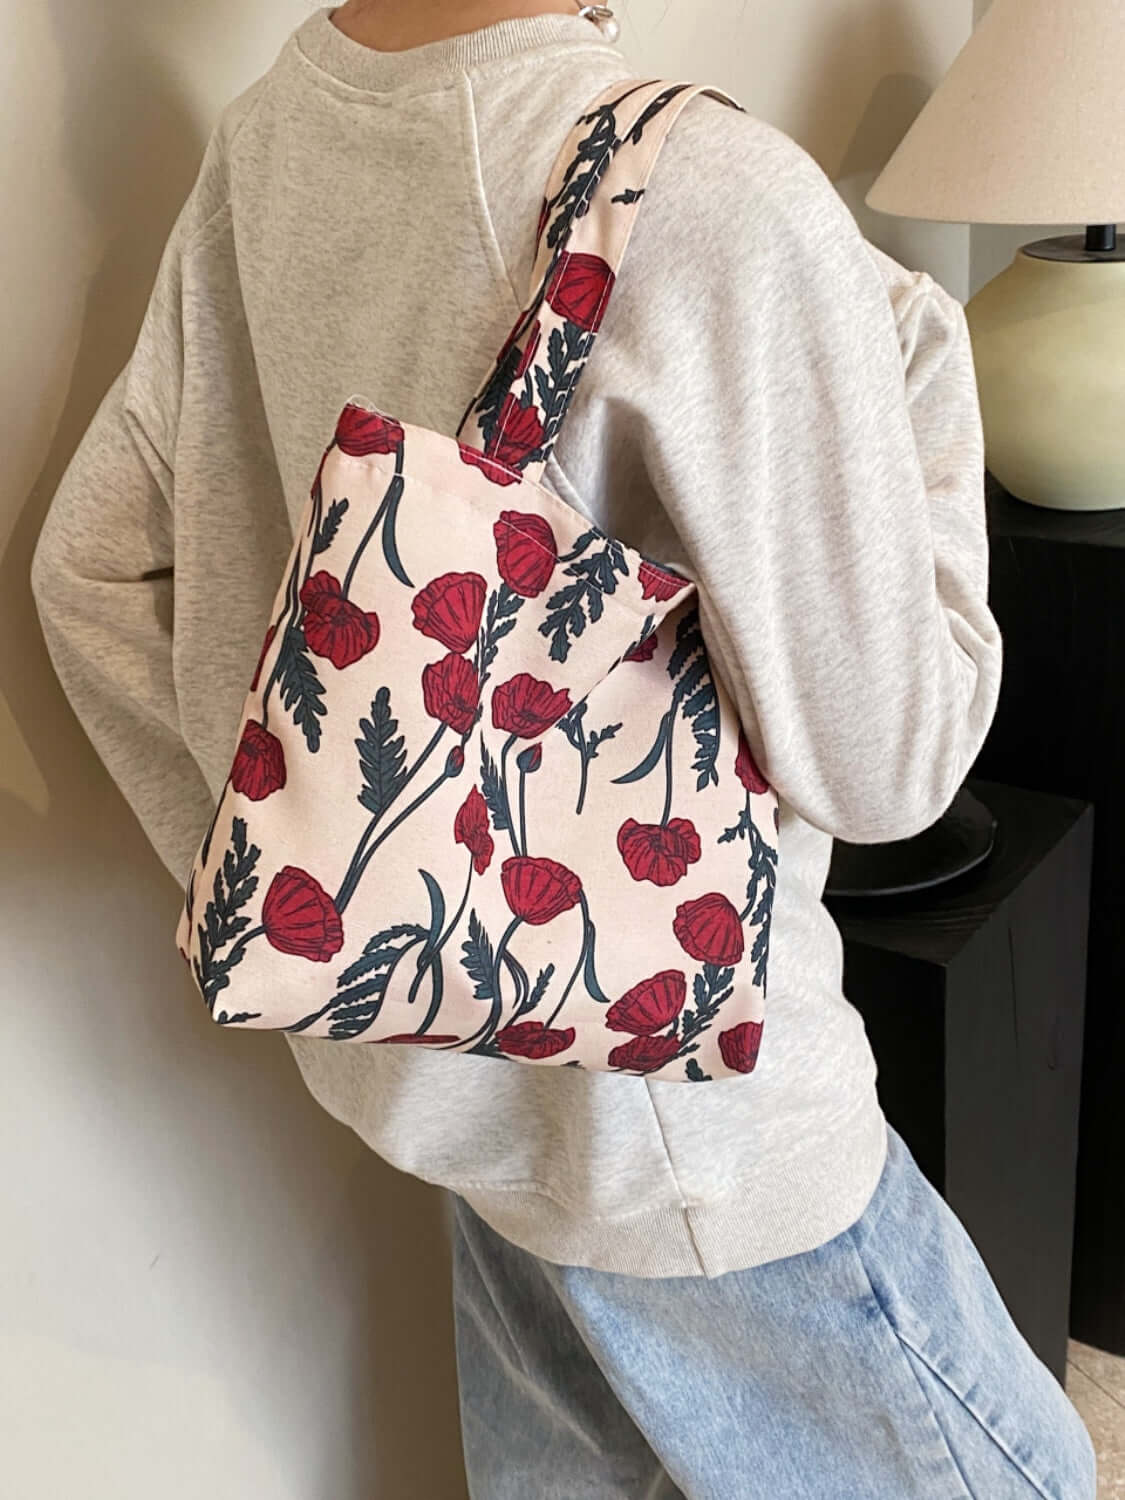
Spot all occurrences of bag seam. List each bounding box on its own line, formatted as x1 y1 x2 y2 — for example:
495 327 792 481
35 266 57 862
334 437 691 616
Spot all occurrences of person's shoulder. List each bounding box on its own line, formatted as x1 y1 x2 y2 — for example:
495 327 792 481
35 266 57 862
176 72 278 248
651 88 858 247
214 70 277 154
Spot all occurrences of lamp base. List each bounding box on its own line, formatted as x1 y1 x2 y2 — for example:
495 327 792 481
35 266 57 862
965 240 1125 511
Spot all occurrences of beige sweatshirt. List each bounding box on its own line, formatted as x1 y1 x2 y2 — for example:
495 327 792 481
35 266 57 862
30 7 1002 1276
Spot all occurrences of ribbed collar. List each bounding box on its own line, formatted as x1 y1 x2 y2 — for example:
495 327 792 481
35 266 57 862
295 6 621 93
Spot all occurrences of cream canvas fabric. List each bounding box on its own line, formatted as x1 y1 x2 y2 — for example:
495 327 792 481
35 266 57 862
176 81 778 1082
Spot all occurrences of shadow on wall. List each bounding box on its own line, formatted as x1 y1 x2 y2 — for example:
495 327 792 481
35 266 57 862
797 0 972 301
2 1 467 1495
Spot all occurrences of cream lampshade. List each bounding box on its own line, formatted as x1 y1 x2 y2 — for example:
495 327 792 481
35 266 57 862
866 0 1125 511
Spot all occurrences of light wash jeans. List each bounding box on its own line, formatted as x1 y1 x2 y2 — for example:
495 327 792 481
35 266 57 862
449 1122 1096 1499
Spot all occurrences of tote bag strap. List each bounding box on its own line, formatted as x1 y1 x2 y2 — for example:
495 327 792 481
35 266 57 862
456 78 742 486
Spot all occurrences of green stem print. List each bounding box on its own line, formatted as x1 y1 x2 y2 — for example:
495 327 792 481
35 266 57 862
342 444 410 593
557 700 621 815
720 791 777 991
335 736 455 914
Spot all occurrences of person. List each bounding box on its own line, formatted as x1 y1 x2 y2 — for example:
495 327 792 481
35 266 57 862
30 2 1097 1494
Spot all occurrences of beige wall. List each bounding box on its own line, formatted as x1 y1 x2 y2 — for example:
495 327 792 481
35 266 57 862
4 2 975 1495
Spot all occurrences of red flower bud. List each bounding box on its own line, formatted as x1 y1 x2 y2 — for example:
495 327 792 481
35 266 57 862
231 720 287 802
334 404 404 456
446 746 467 777
516 743 543 774
718 1020 763 1075
454 786 493 875
734 730 770 795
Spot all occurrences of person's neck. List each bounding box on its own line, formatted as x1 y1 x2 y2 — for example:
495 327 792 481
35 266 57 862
329 0 584 53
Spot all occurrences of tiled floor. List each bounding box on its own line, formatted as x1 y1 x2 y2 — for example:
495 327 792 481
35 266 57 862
1068 1340 1125 1497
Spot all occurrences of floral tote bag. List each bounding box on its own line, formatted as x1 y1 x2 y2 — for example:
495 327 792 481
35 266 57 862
176 78 779 1082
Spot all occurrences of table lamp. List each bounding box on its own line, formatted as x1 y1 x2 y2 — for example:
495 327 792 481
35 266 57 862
865 0 1125 512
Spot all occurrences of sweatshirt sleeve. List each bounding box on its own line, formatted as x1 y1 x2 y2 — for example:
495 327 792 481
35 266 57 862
615 111 1004 845
30 182 217 889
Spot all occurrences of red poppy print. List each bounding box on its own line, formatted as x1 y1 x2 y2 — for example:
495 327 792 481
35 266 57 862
607 1033 683 1074
735 730 770 795
493 511 558 598
492 673 572 738
458 443 521 488
718 1020 763 1075
249 624 277 692
495 1021 576 1059
411 571 487 653
262 867 344 962
334 404 404 456
546 251 615 333
624 634 658 664
605 971 687 1035
377 1033 460 1045
638 560 689 602
501 857 582 925
617 818 702 887
231 719 287 802
454 786 494 875
422 652 480 735
486 394 545 471
673 892 745 967
300 571 380 669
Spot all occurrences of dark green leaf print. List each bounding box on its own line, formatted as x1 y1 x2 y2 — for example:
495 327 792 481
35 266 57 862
312 497 349 555
668 610 720 789
540 532 630 663
461 911 497 1003
356 687 409 819
193 817 262 1016
276 623 327 754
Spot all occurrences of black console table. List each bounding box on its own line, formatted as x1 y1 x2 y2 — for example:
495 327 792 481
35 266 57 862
973 473 1125 1356
826 778 1093 1386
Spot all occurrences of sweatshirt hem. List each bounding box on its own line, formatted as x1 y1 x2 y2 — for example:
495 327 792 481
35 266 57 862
450 1093 889 1278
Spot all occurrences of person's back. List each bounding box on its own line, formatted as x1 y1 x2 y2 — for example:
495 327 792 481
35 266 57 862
34 7 1097 1493
30 2 999 1273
